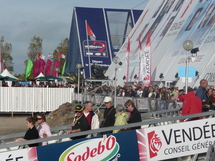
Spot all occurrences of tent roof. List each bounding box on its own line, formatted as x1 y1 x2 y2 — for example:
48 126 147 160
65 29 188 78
0 69 18 80
36 72 45 78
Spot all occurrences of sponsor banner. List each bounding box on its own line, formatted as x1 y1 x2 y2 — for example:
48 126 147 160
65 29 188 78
105 0 161 83
155 0 213 81
37 131 139 161
136 118 215 161
0 147 38 161
136 98 149 112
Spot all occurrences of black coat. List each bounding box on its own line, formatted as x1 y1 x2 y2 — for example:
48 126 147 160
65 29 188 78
128 108 142 130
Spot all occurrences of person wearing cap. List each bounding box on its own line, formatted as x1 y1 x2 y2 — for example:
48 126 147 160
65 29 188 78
67 105 90 140
113 104 129 133
101 96 116 134
83 101 100 137
125 99 141 130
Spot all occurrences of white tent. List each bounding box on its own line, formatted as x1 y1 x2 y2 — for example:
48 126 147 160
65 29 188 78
0 69 18 80
36 72 45 78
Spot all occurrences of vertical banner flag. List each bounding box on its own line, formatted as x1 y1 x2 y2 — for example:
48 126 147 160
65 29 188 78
25 59 33 78
61 62 66 75
86 22 96 41
48 53 53 60
126 37 130 83
33 59 40 78
138 35 142 83
45 59 52 76
53 59 60 77
39 59 46 74
58 52 65 59
143 32 151 86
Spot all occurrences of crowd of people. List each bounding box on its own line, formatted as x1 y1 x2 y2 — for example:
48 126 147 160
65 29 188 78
11 78 215 147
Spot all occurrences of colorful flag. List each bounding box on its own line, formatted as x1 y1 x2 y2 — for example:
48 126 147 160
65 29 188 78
39 59 46 74
143 32 151 87
125 37 130 83
33 59 40 78
45 59 52 76
86 22 96 41
38 54 45 60
25 59 33 78
138 34 142 83
48 53 54 59
61 62 66 75
58 52 65 59
53 59 61 77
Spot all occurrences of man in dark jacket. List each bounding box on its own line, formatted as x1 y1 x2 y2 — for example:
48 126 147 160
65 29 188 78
101 96 116 134
125 100 142 130
196 79 209 111
67 105 90 140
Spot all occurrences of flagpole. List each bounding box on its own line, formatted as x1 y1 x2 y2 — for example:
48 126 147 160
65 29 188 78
85 20 91 79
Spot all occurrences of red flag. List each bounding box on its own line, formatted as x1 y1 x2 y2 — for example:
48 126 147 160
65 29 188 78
86 22 96 41
53 59 60 77
37 54 45 60
58 52 65 59
33 59 40 78
138 35 142 50
126 37 130 83
45 59 52 76
39 59 46 74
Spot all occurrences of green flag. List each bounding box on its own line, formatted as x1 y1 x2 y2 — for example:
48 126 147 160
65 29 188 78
25 59 33 78
61 62 66 75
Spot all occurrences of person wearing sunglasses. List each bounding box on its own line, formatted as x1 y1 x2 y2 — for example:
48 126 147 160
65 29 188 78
67 105 90 140
36 113 52 145
125 99 141 130
15 116 39 147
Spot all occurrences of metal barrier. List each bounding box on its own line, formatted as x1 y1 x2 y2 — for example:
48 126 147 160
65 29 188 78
0 87 181 113
1 110 215 153
206 141 215 161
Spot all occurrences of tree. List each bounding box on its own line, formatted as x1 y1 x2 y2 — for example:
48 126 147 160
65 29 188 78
27 35 43 61
24 35 43 79
0 36 13 72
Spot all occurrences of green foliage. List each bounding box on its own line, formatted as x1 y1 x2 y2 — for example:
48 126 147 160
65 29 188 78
0 36 14 72
14 73 26 81
27 35 43 61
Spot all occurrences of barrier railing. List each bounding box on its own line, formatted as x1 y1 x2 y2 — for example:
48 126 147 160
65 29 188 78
1 110 215 153
0 87 182 113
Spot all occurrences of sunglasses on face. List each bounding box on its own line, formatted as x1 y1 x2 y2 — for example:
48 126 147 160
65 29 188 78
37 118 42 120
105 102 109 104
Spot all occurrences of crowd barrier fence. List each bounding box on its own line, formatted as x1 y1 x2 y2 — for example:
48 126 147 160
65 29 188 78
0 87 183 113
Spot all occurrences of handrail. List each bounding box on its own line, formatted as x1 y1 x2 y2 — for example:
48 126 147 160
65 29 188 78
0 111 215 151
0 108 181 142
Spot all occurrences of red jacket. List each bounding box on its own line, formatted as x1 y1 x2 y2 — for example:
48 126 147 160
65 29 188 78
181 91 202 121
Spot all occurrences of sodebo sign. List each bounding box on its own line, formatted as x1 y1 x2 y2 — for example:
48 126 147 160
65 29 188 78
59 135 119 161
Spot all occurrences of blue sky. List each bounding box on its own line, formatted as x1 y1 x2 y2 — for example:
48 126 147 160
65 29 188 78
0 0 148 74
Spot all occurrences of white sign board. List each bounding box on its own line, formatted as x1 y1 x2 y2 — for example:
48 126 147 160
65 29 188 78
136 118 215 160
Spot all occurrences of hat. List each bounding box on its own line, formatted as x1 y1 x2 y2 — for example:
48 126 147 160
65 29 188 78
75 105 84 112
103 96 112 103
116 104 125 112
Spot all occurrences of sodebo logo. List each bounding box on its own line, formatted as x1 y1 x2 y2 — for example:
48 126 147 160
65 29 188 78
59 135 120 161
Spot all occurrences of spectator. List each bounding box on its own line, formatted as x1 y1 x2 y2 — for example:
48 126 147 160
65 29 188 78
113 104 129 133
148 89 156 99
15 117 39 147
160 87 169 100
196 79 209 111
101 96 116 134
83 101 100 137
36 113 52 146
67 105 90 140
177 89 184 102
125 100 142 130
181 88 202 122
